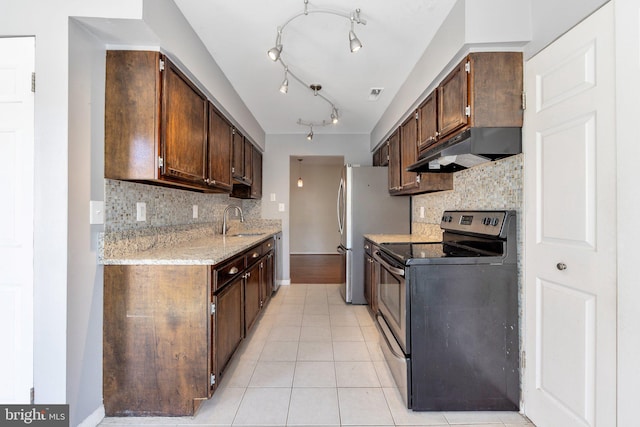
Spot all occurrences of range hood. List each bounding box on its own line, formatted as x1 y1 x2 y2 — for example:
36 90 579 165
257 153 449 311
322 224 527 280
407 127 522 173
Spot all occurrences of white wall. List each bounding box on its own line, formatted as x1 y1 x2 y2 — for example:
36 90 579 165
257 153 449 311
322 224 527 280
371 0 532 148
67 20 107 425
0 0 143 411
290 161 343 254
262 134 371 281
525 0 608 58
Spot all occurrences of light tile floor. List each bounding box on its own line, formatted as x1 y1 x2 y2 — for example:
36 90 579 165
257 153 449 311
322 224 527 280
100 283 536 427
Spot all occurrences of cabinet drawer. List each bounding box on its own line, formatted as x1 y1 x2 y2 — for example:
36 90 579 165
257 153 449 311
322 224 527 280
246 245 263 265
214 256 245 291
261 237 275 253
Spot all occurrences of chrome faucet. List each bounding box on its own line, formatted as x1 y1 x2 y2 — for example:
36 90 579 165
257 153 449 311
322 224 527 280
222 205 244 235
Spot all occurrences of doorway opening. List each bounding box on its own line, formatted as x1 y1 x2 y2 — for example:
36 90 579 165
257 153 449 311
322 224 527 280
289 155 344 283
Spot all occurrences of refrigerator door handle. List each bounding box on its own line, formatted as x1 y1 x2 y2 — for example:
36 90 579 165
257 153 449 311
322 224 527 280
337 245 347 254
337 177 345 234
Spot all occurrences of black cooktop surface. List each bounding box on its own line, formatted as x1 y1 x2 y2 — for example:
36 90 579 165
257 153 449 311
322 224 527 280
378 239 505 265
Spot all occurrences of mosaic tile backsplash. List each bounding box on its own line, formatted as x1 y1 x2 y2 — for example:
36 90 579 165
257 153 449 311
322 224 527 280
105 179 262 233
411 154 523 226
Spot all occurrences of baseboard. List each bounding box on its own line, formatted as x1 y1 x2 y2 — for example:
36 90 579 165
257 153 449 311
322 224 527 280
277 279 291 286
77 405 105 427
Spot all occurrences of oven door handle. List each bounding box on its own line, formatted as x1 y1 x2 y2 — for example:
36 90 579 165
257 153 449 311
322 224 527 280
374 251 405 277
375 313 406 360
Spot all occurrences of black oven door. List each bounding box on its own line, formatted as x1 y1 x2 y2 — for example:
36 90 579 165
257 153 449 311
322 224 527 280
374 250 407 354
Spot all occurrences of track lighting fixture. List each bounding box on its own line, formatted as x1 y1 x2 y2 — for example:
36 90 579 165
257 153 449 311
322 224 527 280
349 21 362 53
279 67 289 94
268 0 366 137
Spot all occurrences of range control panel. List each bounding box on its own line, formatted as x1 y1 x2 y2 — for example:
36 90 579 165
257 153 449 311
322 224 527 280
440 210 513 237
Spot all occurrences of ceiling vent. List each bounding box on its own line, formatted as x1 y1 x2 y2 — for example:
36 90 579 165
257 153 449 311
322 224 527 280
368 88 384 101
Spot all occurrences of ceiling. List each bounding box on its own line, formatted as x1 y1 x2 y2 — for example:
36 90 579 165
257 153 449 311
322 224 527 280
174 0 457 136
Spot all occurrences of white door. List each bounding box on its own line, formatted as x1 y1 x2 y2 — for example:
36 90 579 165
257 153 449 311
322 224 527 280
523 3 616 427
0 37 35 403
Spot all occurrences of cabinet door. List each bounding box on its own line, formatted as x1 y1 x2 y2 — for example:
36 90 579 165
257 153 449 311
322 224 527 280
232 130 245 181
244 261 262 334
387 130 401 192
243 139 253 185
418 91 438 152
215 277 244 379
251 149 262 199
261 252 274 306
161 58 208 184
438 59 469 139
207 104 233 192
380 141 390 167
364 252 373 307
400 114 419 191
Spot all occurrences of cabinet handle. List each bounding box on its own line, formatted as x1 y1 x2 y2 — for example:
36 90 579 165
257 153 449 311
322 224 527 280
252 252 260 258
228 266 239 275
556 262 567 271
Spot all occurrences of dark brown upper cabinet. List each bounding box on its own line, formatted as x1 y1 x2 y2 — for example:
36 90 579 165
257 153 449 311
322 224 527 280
105 50 238 194
161 59 208 185
433 52 523 153
206 104 234 192
231 144 262 200
387 129 401 192
417 91 439 153
232 130 252 185
372 141 389 167
399 113 420 192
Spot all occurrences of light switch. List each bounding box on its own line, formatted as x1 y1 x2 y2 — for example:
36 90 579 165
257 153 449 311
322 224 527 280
89 200 104 225
419 206 425 218
278 203 285 212
270 193 276 202
136 202 146 222
193 205 198 219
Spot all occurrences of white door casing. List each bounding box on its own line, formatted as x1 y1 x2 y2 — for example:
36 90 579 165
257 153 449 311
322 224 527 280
0 37 35 403
524 3 616 427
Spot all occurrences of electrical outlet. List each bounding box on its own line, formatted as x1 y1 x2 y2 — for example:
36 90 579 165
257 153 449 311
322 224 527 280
193 205 198 219
136 202 146 222
278 203 285 212
419 206 425 218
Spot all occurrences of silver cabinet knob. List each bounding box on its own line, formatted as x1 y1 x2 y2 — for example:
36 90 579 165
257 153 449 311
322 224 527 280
556 262 567 271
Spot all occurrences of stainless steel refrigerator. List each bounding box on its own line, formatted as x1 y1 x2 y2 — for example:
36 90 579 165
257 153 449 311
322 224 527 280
336 165 410 304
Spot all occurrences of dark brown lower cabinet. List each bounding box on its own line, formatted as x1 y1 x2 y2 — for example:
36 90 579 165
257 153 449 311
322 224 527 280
103 239 276 417
244 261 262 334
103 265 211 417
214 276 244 383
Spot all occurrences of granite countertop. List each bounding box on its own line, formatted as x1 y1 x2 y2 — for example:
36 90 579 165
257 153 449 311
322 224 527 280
99 221 281 266
365 223 443 245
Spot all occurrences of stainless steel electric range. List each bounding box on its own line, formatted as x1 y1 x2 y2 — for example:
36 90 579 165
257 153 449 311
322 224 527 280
374 210 520 411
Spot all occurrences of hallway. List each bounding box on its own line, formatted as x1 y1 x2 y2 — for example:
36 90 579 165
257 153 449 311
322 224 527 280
100 283 534 426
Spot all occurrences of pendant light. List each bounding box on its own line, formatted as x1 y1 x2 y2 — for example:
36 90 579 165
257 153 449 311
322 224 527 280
297 158 304 188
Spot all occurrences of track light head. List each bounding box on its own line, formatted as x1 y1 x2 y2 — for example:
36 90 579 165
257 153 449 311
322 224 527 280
306 127 314 141
280 68 289 93
331 108 339 124
280 78 289 94
349 30 362 53
268 44 282 61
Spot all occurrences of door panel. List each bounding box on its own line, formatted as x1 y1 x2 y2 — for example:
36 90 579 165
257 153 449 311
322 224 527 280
0 37 34 403
524 4 616 427
538 114 596 247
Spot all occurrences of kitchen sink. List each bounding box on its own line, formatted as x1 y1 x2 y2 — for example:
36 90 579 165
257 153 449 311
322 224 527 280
226 232 265 237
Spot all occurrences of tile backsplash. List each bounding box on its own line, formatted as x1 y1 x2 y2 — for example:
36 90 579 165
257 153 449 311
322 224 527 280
412 153 523 227
105 179 262 232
